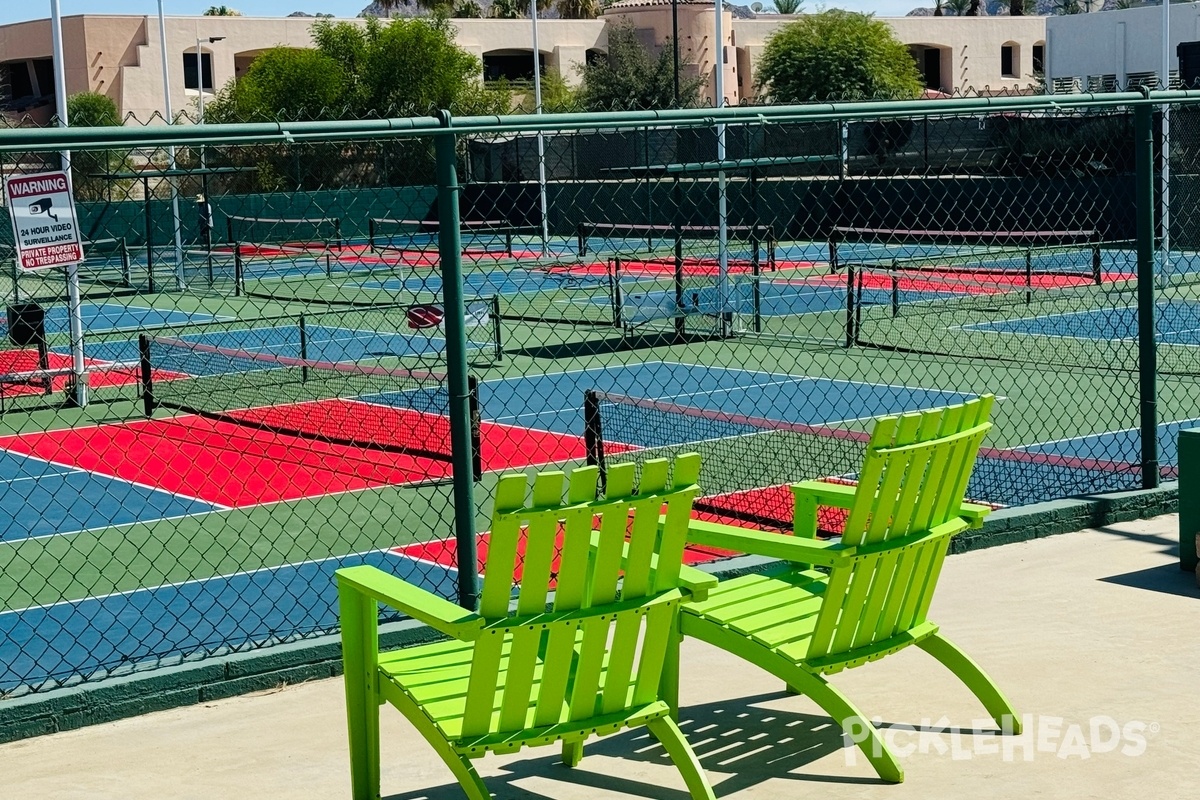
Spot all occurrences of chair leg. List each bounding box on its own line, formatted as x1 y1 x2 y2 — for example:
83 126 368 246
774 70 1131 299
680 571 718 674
784 667 905 783
561 740 583 768
646 715 717 800
393 698 491 800
918 632 1022 734
661 624 681 722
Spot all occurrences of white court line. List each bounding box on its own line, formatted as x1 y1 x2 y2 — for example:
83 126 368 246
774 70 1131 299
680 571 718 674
1010 416 1200 452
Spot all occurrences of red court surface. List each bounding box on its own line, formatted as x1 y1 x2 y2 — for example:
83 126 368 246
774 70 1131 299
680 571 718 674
0 406 623 507
395 526 737 583
811 269 1136 294
0 349 179 398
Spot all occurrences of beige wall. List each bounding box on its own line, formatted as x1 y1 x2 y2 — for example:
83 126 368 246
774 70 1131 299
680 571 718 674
1 11 1046 123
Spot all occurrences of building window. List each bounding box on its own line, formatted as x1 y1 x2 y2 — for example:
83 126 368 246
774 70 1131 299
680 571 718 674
1032 44 1045 74
183 52 214 91
1001 44 1017 79
482 51 546 84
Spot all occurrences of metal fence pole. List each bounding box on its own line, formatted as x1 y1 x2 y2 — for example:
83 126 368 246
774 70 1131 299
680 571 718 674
1135 93 1159 490
436 110 480 611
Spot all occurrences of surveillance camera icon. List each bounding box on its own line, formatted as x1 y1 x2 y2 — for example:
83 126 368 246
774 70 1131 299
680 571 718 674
28 198 58 223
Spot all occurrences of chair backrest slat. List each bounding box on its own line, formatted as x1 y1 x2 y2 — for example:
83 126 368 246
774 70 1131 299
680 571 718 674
461 454 701 741
805 397 993 665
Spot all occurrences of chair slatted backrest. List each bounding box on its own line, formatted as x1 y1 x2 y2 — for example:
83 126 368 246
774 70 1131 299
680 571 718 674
806 397 993 665
460 454 701 742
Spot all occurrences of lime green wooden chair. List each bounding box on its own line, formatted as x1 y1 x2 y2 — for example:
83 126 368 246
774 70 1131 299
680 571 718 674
677 396 1020 783
336 454 718 800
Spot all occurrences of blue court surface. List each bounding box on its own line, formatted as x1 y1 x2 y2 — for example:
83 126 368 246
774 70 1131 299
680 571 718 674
0 547 449 692
77 322 473 367
965 301 1200 345
0 359 1185 692
2 303 216 336
0 450 218 544
618 279 960 324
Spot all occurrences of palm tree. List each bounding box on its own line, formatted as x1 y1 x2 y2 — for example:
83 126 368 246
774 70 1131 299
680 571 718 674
1010 0 1024 15
773 0 803 12
369 0 455 14
555 0 603 19
965 0 982 14
204 5 242 14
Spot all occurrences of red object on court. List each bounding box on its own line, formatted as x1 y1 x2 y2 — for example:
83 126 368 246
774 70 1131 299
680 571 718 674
407 304 445 329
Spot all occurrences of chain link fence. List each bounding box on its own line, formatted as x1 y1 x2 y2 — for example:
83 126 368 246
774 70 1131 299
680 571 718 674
0 90 1194 699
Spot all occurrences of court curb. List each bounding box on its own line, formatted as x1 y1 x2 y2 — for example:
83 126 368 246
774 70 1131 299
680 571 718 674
0 480 1179 745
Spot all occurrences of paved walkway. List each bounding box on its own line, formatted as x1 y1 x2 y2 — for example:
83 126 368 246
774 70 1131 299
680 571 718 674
4 516 1198 799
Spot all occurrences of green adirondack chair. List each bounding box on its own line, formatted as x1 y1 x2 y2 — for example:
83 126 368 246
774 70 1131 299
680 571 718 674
677 396 1020 783
336 454 718 800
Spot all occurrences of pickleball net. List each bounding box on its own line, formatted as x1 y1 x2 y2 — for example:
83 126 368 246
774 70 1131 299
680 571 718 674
368 218 540 256
583 390 1151 525
139 333 481 476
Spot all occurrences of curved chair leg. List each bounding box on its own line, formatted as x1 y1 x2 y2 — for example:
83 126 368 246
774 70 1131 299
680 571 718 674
561 740 583 768
393 698 491 800
918 633 1022 734
783 667 905 783
646 715 717 800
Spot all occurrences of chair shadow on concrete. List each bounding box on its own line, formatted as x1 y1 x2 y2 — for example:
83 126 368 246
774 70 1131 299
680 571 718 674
383 691 898 800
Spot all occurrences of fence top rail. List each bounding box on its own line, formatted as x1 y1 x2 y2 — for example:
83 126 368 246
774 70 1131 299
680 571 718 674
2 88 1199 152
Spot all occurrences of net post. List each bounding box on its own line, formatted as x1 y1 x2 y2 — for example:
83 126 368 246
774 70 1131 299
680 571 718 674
234 247 244 297
298 315 308 383
490 295 503 363
891 262 899 318
577 222 586 257
368 218 377 253
139 334 154 417
612 257 624 329
225 215 234 246
1091 234 1103 285
829 228 840 275
583 389 605 493
752 244 763 333
334 218 342 251
505 228 514 257
145 186 156 295
1025 249 1033 305
120 238 132 288
855 266 864 346
1135 97 1159 490
844 260 855 347
468 375 483 482
325 253 332 279
436 109 480 612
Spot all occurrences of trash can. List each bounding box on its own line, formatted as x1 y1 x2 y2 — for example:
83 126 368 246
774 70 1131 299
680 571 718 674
6 302 46 348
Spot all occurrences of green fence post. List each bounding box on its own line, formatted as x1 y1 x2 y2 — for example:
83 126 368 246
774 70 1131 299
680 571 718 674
436 110 480 612
1135 93 1159 490
1178 429 1200 571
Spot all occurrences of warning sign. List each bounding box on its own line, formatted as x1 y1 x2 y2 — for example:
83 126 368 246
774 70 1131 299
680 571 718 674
5 171 84 271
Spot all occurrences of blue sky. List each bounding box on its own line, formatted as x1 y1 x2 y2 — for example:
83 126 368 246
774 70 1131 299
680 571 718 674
0 1 926 27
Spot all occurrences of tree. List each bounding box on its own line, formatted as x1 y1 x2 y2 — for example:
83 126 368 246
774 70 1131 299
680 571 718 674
453 0 483 16
204 5 242 15
556 0 604 19
207 48 348 121
513 68 578 112
754 11 923 103
576 21 701 110
772 0 803 13
943 0 972 13
965 0 982 14
489 0 528 18
64 92 129 200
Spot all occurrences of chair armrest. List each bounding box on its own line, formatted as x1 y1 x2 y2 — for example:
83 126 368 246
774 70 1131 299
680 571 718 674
686 519 853 567
336 565 484 641
677 563 718 602
793 480 993 531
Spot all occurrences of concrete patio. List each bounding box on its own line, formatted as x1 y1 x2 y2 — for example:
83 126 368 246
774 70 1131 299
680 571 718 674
4 515 1197 799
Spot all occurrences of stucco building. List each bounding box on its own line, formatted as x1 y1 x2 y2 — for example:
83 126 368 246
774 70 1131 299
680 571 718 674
1044 2 1200 92
0 7 1048 124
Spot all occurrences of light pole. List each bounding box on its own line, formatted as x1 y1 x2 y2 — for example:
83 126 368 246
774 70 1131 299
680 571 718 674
50 0 87 407
672 0 680 104
1162 0 1172 285
530 0 549 252
157 0 185 289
